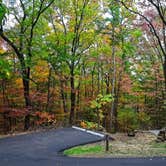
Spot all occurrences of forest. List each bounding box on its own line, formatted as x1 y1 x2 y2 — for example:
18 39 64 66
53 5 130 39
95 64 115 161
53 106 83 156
0 0 165 134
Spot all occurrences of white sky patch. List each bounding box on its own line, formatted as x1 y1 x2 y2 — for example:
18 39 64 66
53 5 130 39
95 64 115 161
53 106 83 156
103 12 112 19
3 0 21 29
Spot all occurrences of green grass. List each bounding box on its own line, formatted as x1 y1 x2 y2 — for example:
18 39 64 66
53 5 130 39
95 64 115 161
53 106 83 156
151 142 166 148
64 145 103 156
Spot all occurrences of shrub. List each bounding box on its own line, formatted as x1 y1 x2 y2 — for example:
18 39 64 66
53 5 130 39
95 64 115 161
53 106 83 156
117 108 138 133
80 120 103 130
34 111 56 126
90 94 113 129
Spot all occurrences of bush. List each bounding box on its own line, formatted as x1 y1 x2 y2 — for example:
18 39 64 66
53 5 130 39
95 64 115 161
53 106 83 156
79 108 97 122
137 111 151 129
80 120 103 130
118 108 151 133
34 111 56 126
117 108 138 133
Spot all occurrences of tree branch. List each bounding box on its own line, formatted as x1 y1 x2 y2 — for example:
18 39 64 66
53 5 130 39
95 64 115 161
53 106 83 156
120 0 166 57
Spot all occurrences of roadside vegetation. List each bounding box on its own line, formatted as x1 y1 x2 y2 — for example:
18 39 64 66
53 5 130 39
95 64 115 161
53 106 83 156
64 132 166 158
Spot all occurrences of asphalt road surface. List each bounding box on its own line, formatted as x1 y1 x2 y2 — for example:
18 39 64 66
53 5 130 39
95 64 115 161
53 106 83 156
0 128 165 166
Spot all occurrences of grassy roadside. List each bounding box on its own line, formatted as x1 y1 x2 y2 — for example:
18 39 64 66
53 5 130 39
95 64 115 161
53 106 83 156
64 145 103 156
64 132 166 158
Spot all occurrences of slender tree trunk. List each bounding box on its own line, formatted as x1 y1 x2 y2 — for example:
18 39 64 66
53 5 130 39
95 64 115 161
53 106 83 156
46 67 52 111
91 65 95 97
69 68 76 125
23 67 31 130
113 75 121 132
163 57 166 92
105 73 110 94
101 65 104 95
97 63 100 94
155 70 159 128
97 108 100 130
83 66 87 98
76 80 81 119
110 28 116 132
60 79 68 113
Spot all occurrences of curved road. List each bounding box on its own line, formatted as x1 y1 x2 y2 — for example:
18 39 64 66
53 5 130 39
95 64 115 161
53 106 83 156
0 128 165 166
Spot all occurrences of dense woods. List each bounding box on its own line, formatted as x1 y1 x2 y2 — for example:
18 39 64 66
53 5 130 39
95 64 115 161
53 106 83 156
0 0 165 134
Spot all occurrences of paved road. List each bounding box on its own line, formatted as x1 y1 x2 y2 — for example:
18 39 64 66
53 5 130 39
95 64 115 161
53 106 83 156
0 128 165 166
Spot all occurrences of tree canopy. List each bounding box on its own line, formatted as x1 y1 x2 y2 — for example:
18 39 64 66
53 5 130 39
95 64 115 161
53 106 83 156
0 0 165 133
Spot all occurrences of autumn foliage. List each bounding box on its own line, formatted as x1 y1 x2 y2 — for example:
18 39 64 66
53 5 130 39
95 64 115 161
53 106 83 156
0 0 165 134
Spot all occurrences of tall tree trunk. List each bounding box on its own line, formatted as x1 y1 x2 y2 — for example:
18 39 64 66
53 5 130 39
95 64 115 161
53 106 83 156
101 65 104 95
97 63 100 94
105 73 110 94
83 66 87 98
91 64 95 97
69 68 76 125
110 27 116 132
60 79 68 113
46 67 52 112
113 75 121 132
155 70 159 128
23 67 31 130
76 80 81 119
163 57 166 93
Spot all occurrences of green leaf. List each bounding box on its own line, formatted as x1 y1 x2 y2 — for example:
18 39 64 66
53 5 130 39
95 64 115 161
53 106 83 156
0 2 7 25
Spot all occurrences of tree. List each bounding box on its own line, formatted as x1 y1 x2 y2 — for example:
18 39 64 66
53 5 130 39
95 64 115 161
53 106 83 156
0 0 54 130
120 0 166 92
99 0 140 132
47 0 101 124
90 94 113 129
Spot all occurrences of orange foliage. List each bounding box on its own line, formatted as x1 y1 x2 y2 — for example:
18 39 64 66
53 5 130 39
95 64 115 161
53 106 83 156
34 111 56 126
120 74 132 93
80 121 87 128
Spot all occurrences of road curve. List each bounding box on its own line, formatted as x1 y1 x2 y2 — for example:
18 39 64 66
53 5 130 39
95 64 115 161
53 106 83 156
0 128 165 166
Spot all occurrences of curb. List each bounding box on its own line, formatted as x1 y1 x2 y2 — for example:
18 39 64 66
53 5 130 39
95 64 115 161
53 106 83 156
72 126 105 138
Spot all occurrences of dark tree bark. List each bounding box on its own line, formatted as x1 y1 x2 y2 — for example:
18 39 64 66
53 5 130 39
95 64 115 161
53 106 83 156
46 67 52 112
22 67 31 130
75 80 81 119
69 67 76 124
97 63 100 94
91 64 96 97
164 58 166 91
60 79 68 113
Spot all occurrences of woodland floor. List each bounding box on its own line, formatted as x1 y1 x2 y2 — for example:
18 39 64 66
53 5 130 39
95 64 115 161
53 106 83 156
64 132 166 158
